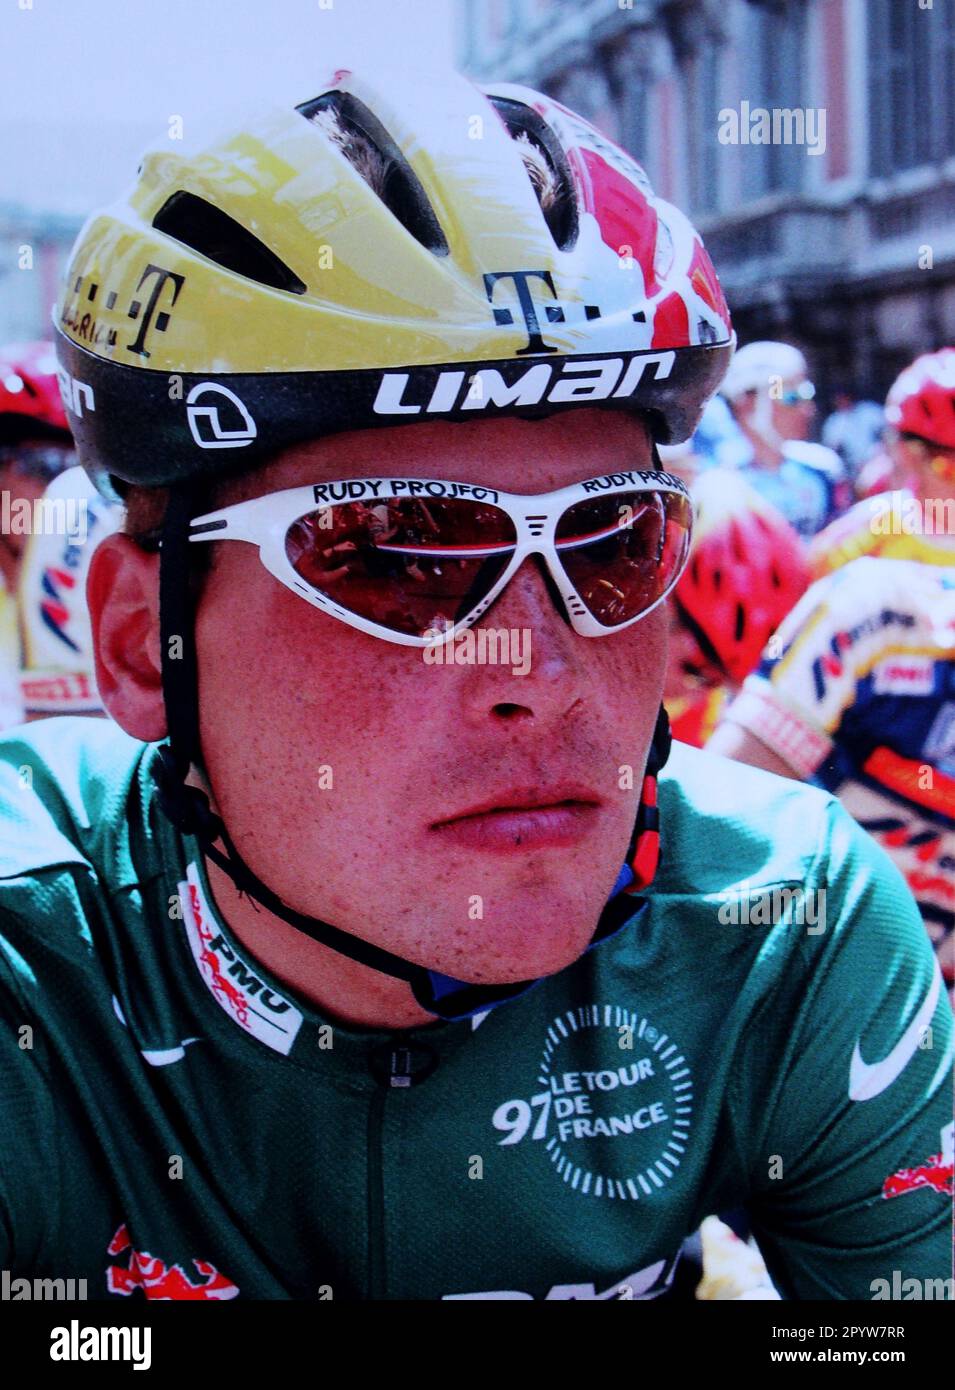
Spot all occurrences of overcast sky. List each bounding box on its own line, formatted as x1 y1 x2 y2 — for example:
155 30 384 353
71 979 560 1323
1 0 458 217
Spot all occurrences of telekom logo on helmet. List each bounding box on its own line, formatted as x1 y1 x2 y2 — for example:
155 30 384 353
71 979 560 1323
482 269 563 355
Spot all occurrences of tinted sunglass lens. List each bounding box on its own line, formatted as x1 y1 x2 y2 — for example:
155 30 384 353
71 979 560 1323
285 497 516 638
555 491 692 626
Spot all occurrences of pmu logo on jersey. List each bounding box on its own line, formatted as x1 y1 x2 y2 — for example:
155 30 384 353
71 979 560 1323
106 1225 239 1300
185 382 257 449
179 864 303 1055
490 1004 692 1201
810 608 916 700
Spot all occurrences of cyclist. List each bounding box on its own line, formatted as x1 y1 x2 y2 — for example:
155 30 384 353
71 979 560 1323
709 556 955 1004
711 340 850 538
15 465 120 722
809 348 955 579
0 68 949 1300
665 471 810 747
820 385 884 484
0 344 117 725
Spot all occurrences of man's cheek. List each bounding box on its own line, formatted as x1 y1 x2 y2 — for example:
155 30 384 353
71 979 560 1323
616 615 668 703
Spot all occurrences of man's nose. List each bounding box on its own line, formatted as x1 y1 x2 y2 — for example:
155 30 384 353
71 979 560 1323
455 554 589 723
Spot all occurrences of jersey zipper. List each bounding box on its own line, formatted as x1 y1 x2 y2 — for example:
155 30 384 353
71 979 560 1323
366 1083 388 1300
366 1044 414 1299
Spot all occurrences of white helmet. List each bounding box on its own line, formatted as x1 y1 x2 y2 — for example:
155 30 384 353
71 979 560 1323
721 341 808 401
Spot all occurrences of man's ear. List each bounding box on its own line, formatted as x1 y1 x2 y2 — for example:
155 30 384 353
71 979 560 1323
87 534 167 741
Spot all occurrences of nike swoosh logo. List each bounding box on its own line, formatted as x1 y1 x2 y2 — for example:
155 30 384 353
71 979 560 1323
849 960 941 1102
112 995 202 1067
140 1040 201 1067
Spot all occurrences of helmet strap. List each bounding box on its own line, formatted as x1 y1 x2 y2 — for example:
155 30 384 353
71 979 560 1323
153 482 671 1023
158 481 205 779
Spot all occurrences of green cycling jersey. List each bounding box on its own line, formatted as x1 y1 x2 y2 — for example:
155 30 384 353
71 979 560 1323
0 717 950 1300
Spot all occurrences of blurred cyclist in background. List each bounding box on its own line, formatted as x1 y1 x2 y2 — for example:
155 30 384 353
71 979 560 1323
705 340 850 539
0 342 119 726
710 554 955 1005
15 466 120 721
0 342 71 584
821 384 884 485
665 471 810 746
811 348 955 578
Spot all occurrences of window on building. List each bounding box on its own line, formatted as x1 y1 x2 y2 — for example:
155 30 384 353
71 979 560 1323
869 0 955 175
621 73 649 174
936 0 955 160
738 0 807 200
457 0 476 68
487 0 510 45
683 39 722 215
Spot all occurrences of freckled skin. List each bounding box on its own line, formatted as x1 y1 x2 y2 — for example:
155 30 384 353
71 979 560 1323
96 410 669 1027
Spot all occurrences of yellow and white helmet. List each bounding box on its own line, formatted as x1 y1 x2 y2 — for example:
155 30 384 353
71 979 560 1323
53 65 733 500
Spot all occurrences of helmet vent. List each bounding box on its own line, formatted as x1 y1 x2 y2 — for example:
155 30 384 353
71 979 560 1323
153 192 307 294
298 92 449 256
486 97 578 252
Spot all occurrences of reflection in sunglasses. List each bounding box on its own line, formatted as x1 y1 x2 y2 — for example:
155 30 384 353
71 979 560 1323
283 488 689 638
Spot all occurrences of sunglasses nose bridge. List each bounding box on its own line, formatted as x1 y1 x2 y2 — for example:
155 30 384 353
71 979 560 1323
480 548 576 635
493 514 580 633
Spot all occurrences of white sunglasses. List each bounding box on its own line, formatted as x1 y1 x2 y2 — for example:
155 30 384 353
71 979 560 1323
188 469 693 647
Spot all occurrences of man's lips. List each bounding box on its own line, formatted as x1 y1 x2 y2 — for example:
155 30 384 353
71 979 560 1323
434 785 602 823
430 788 602 851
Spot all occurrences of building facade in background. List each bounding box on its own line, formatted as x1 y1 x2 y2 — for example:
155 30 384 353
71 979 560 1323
458 0 955 403
0 207 78 346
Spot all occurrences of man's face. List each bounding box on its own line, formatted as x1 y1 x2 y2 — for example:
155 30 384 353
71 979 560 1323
770 375 815 441
193 409 667 985
891 435 955 496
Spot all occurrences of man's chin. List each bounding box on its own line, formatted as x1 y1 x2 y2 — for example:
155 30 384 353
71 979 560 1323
428 927 597 987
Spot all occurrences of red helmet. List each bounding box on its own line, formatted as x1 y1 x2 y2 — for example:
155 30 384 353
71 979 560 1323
0 341 71 444
884 348 955 448
675 471 810 685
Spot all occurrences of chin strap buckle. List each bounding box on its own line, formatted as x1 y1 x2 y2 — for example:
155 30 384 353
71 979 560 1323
153 745 224 845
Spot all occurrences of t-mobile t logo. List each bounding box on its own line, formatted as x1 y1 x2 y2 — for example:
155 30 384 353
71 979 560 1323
483 270 563 355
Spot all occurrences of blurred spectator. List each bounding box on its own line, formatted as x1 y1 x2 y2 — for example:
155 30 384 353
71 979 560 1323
821 386 885 481
0 342 73 582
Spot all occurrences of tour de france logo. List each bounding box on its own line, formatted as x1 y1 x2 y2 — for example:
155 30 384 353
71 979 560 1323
491 1005 692 1200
